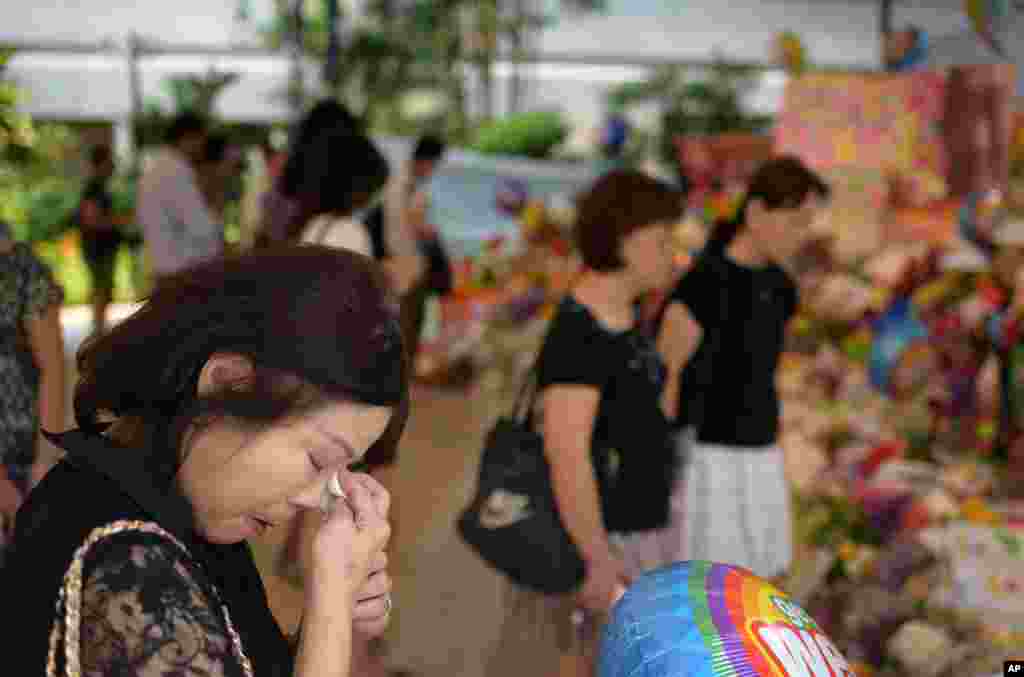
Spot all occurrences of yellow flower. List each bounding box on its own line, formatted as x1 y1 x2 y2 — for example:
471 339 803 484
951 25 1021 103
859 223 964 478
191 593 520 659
869 287 891 312
961 496 1001 525
850 663 874 677
837 541 858 562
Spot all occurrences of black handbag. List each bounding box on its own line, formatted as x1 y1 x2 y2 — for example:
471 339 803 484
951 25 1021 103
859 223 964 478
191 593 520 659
457 366 586 595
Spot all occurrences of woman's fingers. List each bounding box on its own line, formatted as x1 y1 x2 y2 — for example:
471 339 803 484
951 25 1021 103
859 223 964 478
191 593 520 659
369 549 388 575
353 593 391 621
354 569 391 602
349 472 390 518
337 474 390 549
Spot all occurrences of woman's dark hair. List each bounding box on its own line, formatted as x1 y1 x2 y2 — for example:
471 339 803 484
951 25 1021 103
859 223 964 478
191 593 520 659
413 135 446 163
575 169 683 272
74 246 408 481
203 134 229 165
709 155 830 250
280 99 361 198
166 112 208 145
283 128 391 239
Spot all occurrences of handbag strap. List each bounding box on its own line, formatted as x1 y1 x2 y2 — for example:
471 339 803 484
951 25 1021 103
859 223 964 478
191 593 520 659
510 360 540 423
508 295 571 424
46 520 255 677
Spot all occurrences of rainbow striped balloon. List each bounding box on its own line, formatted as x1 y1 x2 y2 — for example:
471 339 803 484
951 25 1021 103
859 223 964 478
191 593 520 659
598 562 851 677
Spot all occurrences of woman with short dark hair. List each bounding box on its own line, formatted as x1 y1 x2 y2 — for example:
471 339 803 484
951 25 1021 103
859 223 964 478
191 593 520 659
658 155 830 580
3 246 407 677
486 169 680 677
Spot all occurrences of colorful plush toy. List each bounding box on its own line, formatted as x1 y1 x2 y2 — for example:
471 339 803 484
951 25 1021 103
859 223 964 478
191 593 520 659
885 27 930 72
495 178 529 218
965 0 1013 57
775 31 808 75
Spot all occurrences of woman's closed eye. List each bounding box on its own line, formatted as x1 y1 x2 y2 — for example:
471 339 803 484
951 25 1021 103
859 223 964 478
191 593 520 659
314 425 361 466
308 452 326 473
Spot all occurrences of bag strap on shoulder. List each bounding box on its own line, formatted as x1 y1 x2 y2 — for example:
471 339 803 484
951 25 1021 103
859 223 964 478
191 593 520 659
46 520 255 677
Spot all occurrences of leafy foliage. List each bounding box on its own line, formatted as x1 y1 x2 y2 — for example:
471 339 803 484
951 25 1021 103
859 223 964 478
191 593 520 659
471 111 568 158
0 50 35 156
165 69 241 117
607 57 774 165
259 0 589 139
0 123 85 243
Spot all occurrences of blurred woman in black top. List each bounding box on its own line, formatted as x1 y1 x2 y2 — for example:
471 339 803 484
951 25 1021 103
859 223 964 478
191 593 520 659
657 156 829 579
487 169 680 677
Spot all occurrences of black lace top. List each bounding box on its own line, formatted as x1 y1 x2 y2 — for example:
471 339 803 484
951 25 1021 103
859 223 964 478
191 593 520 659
0 243 63 494
2 429 294 676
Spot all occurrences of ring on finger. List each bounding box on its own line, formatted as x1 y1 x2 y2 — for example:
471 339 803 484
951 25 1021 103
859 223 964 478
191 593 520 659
383 593 392 616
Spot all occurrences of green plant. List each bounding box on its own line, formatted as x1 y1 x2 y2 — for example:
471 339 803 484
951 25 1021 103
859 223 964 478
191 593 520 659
608 57 774 166
165 68 241 118
0 122 85 242
0 50 35 157
471 111 568 158
133 70 240 150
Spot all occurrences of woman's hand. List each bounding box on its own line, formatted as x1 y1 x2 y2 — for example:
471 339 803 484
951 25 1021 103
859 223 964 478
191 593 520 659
346 474 393 638
292 470 390 677
299 469 392 608
577 551 629 614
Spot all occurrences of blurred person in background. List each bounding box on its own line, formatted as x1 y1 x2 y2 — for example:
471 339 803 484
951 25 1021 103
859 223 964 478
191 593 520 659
2 247 402 677
657 156 829 581
256 99 362 248
486 170 680 677
239 137 282 250
198 133 243 222
138 112 223 292
375 135 451 364
0 219 66 562
297 129 390 258
78 144 128 334
261 100 425 307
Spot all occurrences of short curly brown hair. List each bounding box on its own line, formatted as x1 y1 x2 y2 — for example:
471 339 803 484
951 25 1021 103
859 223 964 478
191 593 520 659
575 169 683 272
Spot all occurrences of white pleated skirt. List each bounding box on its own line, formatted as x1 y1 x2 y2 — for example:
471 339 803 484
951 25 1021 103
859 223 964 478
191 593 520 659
682 439 792 579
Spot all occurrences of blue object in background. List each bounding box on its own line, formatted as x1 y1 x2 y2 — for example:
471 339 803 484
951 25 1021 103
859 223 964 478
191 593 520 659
425 158 598 259
603 114 630 156
869 296 929 394
959 192 997 259
891 27 930 71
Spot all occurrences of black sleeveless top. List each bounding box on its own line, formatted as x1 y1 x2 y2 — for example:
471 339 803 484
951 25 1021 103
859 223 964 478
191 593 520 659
1 428 294 676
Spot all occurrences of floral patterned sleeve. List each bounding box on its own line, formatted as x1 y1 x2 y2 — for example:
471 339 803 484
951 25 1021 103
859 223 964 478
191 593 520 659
18 245 63 321
78 533 246 677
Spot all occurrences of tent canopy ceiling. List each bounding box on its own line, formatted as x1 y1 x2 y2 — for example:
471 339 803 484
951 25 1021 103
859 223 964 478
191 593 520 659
1 1 1017 122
